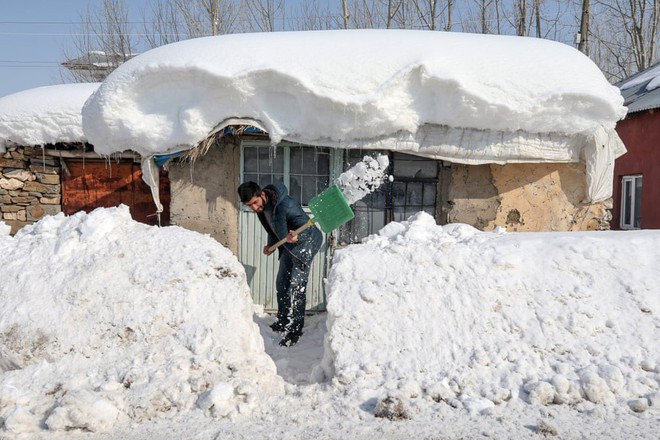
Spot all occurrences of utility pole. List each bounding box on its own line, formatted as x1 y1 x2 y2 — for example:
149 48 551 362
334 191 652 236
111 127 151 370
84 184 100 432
578 0 590 55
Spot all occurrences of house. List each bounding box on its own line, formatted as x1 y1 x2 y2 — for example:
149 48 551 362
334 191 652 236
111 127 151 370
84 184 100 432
0 83 170 235
612 63 660 229
5 30 627 312
62 51 137 82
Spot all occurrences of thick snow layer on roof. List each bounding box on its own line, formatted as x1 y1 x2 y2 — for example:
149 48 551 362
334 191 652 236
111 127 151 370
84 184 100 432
0 83 100 149
82 29 626 160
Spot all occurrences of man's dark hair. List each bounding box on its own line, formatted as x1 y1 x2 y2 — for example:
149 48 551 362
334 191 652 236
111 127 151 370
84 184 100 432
238 181 262 203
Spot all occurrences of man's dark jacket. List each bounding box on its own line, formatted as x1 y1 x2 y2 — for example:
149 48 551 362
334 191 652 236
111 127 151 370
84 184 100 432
258 183 322 263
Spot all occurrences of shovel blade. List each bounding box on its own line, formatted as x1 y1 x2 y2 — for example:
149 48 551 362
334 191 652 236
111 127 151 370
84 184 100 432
308 184 354 233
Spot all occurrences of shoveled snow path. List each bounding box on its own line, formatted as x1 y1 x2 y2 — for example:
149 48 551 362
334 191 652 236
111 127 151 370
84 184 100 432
256 313 327 385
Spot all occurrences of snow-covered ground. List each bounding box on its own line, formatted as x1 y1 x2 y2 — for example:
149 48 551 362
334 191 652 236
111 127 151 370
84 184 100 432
1 206 658 439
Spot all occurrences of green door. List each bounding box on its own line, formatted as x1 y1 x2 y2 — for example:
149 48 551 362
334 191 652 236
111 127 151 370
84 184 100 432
238 141 340 312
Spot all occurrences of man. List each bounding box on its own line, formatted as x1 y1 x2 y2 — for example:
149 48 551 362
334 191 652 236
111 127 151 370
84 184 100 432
238 181 322 347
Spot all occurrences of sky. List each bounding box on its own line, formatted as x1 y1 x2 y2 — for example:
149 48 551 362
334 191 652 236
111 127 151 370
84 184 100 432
0 205 658 439
0 1 580 100
0 1 112 97
0 0 319 98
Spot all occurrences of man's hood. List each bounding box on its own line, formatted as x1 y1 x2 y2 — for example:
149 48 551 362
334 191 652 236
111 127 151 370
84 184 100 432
264 182 289 207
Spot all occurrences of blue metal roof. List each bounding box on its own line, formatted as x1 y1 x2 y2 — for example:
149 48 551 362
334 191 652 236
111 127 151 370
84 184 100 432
616 61 660 114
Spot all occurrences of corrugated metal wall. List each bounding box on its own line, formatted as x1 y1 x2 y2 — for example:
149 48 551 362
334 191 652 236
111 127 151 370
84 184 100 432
238 209 329 311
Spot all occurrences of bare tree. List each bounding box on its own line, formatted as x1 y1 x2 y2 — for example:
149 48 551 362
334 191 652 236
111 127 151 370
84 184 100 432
386 0 403 29
144 0 241 46
515 0 528 35
578 0 590 54
242 0 287 32
410 0 448 31
533 0 542 36
343 0 388 29
144 0 182 47
62 0 137 82
462 0 496 34
590 0 660 80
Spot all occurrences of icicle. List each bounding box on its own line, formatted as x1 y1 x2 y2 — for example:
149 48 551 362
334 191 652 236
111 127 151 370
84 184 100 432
41 146 46 172
269 144 277 168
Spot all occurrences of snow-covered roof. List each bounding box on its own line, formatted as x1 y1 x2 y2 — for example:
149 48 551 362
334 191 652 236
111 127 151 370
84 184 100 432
617 61 660 114
82 29 626 163
62 51 137 69
0 83 100 149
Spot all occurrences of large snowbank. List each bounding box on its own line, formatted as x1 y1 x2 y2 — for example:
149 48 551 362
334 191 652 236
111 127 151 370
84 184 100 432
0 83 99 150
322 212 659 414
82 30 626 161
0 207 282 435
0 208 658 439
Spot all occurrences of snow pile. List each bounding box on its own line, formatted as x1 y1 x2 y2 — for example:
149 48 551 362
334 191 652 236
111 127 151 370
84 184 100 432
0 208 659 438
82 30 626 159
336 154 391 205
322 212 659 414
0 206 283 435
0 83 99 149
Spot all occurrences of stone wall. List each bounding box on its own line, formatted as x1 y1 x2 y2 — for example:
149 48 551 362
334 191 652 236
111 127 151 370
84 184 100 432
0 146 62 234
444 162 612 232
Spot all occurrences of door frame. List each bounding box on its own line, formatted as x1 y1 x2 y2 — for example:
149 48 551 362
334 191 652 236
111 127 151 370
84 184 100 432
237 140 343 312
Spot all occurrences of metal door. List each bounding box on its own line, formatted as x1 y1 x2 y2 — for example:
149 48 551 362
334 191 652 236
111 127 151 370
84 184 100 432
238 141 338 312
61 160 170 226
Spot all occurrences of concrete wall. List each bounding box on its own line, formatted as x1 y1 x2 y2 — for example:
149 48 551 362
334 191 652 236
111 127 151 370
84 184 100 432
168 137 241 253
445 162 611 232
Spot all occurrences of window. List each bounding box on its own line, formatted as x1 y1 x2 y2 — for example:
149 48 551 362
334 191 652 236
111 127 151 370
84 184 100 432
338 151 439 244
242 143 330 205
620 175 642 229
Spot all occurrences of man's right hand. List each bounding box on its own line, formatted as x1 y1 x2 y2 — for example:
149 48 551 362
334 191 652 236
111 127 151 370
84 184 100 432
263 245 273 256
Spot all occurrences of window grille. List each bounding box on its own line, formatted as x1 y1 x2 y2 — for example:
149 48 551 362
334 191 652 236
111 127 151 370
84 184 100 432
242 144 330 205
339 151 439 244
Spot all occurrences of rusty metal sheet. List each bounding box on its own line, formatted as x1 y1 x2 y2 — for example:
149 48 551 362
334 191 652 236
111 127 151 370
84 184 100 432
61 160 170 226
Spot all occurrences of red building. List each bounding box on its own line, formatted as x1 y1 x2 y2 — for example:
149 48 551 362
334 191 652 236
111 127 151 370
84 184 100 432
613 64 660 230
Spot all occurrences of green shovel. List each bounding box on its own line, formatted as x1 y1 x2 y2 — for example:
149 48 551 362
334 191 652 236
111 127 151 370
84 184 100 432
267 184 354 253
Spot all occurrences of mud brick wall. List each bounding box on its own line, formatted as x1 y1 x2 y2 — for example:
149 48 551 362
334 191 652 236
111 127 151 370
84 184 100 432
0 146 61 235
444 162 613 232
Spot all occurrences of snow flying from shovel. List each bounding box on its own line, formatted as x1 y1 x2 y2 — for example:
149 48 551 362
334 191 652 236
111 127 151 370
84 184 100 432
336 154 391 205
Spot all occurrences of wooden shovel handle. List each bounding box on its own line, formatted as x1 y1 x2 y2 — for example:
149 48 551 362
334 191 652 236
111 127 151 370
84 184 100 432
267 219 315 253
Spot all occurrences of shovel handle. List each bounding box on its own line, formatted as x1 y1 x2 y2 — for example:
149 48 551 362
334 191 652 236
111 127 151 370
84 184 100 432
267 219 315 253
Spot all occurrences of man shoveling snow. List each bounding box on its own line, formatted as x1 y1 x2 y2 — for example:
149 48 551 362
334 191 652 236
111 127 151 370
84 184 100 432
237 181 323 347
237 154 390 347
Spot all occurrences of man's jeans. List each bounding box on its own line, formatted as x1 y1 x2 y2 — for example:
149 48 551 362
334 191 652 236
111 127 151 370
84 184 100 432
276 251 313 335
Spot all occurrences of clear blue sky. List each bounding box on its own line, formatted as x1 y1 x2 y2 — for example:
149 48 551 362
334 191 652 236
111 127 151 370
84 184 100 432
0 1 578 98
0 0 321 98
0 1 120 97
